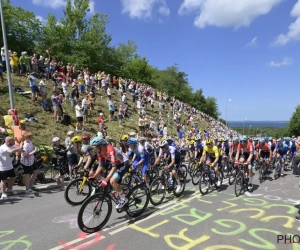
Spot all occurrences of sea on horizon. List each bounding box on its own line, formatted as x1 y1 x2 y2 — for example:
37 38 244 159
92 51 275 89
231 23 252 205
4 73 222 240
227 121 289 128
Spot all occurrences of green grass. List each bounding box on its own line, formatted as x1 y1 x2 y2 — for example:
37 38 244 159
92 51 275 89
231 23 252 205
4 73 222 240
0 73 207 147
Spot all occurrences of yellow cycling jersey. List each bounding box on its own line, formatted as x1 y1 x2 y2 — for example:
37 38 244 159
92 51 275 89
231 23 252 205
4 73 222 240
202 146 220 158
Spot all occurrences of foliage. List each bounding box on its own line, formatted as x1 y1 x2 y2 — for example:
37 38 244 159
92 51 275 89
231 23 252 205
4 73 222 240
3 0 221 119
0 0 42 54
287 105 300 136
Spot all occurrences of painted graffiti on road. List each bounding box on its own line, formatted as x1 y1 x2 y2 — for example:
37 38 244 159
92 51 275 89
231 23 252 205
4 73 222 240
0 230 32 250
126 191 300 250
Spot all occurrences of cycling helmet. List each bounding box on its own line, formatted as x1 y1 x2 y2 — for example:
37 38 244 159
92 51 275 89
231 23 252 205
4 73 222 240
190 140 195 145
206 139 213 144
127 138 138 146
233 137 239 142
81 134 90 140
259 139 265 143
159 140 168 147
218 138 223 142
195 135 201 141
71 136 82 143
138 137 146 142
240 137 247 142
121 134 129 141
52 137 60 143
269 137 273 141
90 136 108 146
166 136 173 141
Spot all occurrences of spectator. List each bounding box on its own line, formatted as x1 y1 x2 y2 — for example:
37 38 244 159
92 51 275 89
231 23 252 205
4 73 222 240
0 58 3 84
69 83 79 108
51 91 61 122
20 132 38 193
1 47 6 72
0 137 21 200
65 131 78 179
75 100 84 131
9 51 19 75
107 99 115 121
97 112 107 126
11 120 29 161
39 78 47 102
82 95 90 123
31 54 38 72
27 72 39 102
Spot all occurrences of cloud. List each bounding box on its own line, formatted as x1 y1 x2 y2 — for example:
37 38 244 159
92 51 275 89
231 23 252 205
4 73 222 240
89 0 95 14
246 37 258 47
178 0 283 29
269 57 293 67
32 0 67 9
36 15 46 24
272 0 300 46
120 0 170 19
32 0 95 14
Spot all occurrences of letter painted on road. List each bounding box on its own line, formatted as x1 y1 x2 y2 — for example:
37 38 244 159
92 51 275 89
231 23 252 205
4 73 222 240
129 220 169 238
172 208 213 226
211 219 246 236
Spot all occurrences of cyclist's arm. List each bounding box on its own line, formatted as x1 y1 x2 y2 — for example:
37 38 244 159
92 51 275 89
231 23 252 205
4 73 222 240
77 155 84 166
200 148 206 162
83 155 92 170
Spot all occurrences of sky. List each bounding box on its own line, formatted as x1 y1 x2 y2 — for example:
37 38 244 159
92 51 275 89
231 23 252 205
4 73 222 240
10 0 300 121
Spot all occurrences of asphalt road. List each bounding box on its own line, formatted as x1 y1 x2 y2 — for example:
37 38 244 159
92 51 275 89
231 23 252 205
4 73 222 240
1 167 300 250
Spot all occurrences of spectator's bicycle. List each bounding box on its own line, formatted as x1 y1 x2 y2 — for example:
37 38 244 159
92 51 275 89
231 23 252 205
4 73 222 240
77 180 149 233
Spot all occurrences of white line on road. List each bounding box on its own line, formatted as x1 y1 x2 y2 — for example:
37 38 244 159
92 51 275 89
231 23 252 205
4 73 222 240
49 234 103 250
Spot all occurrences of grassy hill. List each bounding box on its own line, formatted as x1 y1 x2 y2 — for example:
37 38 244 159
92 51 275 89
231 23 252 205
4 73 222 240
0 73 207 147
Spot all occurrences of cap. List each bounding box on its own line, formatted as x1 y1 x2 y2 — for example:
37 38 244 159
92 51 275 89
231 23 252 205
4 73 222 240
99 113 103 116
67 131 74 136
129 132 136 136
52 137 60 142
19 120 26 124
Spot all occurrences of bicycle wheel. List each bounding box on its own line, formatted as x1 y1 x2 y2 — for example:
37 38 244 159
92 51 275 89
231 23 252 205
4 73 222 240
223 162 230 179
191 168 201 185
188 162 196 176
274 162 279 180
259 164 264 183
64 178 92 206
148 167 159 184
228 167 236 185
77 193 112 233
180 165 188 179
125 184 149 217
199 171 210 195
214 170 224 189
174 170 186 197
234 172 244 197
149 176 166 206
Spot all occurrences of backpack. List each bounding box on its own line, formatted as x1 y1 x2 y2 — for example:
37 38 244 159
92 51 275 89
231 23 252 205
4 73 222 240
40 102 51 111
61 114 71 126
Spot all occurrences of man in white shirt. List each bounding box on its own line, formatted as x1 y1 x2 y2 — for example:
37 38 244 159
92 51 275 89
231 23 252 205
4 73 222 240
0 137 21 199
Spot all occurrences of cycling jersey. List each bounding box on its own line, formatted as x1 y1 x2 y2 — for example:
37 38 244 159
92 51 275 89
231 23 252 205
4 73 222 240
275 144 289 156
256 143 270 152
132 144 149 174
159 145 181 164
230 143 239 153
237 142 253 155
98 145 124 167
202 146 220 159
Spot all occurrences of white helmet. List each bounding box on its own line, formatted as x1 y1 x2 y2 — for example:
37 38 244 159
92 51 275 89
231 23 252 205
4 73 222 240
159 140 168 147
52 137 60 143
195 135 201 141
166 136 173 141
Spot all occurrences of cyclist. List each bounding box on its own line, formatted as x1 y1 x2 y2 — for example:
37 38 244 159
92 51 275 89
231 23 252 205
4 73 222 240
127 137 150 188
273 140 290 176
222 139 230 157
166 136 177 149
119 134 129 155
90 137 129 209
256 139 272 171
76 135 98 176
200 138 221 187
235 137 254 190
154 140 182 192
229 137 239 162
194 135 203 160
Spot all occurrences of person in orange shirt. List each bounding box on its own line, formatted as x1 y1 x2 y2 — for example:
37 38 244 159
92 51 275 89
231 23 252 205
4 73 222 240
11 120 30 160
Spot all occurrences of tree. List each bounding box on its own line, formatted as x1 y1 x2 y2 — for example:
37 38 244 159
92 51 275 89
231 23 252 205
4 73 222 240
287 105 300 136
0 0 42 54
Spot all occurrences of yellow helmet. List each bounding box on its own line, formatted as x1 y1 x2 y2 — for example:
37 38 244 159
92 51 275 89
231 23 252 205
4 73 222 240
218 138 223 142
121 134 129 141
206 139 213 144
71 136 82 143
190 140 195 145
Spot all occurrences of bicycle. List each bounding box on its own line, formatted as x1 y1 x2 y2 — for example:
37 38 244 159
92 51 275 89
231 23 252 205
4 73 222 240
274 156 283 180
77 181 149 233
149 165 186 206
258 158 269 183
221 155 232 179
199 163 224 195
234 163 251 197
191 161 203 185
